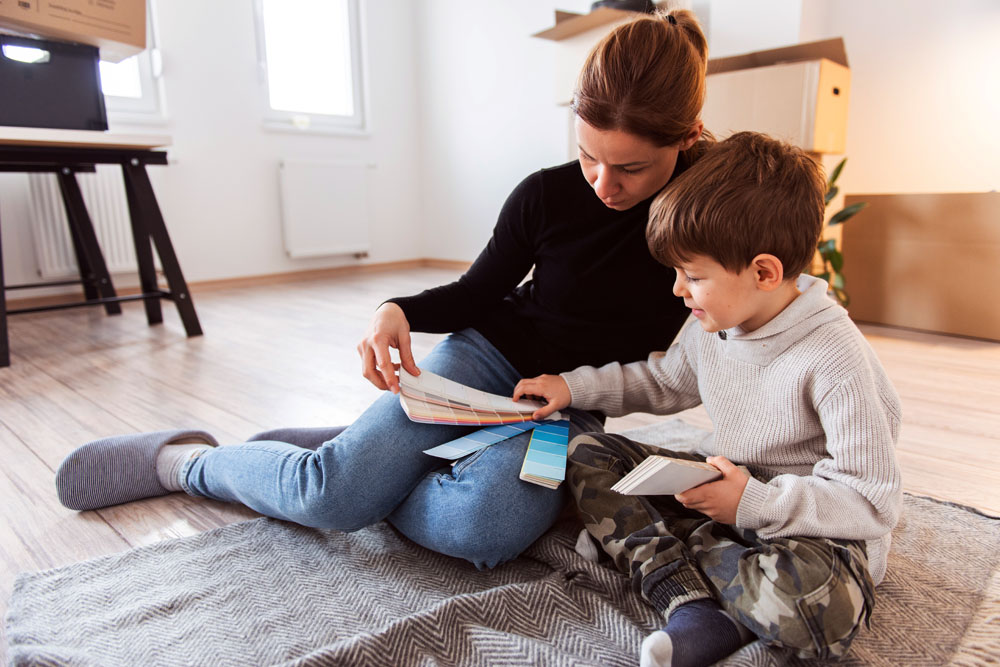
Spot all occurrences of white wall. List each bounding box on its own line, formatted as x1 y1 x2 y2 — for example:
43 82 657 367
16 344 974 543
1 0 425 288
799 0 1000 195
4 1 998 287
703 0 802 58
411 0 590 262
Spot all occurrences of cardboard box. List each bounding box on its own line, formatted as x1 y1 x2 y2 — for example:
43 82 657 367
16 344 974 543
840 192 1000 341
702 39 850 154
0 0 145 62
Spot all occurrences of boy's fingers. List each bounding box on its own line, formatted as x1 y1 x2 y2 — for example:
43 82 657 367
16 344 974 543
512 379 538 402
708 456 737 474
532 405 555 420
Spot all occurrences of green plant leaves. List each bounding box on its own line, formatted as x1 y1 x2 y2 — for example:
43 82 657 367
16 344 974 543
811 157 862 307
827 158 846 189
825 185 839 205
828 201 868 226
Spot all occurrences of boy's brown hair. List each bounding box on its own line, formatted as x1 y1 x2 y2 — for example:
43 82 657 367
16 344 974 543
646 131 826 277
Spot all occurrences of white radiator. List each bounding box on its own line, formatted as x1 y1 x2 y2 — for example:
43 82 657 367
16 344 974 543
278 159 371 259
28 166 141 279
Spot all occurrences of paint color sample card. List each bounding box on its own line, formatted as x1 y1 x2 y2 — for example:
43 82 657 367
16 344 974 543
400 394 555 426
399 369 544 415
399 369 560 425
423 421 541 460
519 420 570 489
611 456 722 495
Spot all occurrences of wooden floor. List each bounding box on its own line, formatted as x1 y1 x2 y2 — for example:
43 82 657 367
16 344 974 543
2 265 998 658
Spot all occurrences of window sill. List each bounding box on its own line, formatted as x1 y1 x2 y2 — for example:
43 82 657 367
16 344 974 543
107 111 170 129
262 119 370 139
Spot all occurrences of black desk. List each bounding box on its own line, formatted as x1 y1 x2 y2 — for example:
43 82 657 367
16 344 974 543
0 128 202 367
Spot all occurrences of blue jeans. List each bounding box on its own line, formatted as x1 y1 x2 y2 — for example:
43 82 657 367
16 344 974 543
182 329 604 569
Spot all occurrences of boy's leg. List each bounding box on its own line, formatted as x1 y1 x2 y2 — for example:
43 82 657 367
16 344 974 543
569 432 874 662
387 407 604 569
570 433 752 667
568 433 716 611
691 526 875 660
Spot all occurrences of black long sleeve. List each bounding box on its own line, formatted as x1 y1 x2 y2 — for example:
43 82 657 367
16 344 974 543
388 161 691 378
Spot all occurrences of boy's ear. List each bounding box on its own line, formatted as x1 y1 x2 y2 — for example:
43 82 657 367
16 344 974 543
751 254 784 291
679 121 704 151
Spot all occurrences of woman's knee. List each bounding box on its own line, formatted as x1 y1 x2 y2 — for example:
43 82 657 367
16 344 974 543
280 476 388 532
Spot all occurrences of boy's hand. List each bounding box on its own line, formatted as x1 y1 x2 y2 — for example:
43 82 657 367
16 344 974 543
674 456 749 525
512 375 571 420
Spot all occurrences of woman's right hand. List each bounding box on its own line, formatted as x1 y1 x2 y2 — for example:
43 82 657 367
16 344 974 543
357 302 420 393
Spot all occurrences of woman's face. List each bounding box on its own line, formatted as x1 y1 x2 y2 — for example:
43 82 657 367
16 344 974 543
575 117 702 211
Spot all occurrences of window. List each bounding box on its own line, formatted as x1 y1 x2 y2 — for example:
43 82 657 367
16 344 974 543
254 0 365 133
100 1 163 120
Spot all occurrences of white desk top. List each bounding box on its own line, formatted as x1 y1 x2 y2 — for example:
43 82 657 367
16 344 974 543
0 126 171 150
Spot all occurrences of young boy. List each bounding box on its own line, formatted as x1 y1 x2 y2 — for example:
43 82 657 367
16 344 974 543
513 132 902 667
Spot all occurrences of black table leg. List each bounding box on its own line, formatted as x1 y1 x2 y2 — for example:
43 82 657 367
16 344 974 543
0 208 9 368
122 161 202 337
121 164 162 326
56 168 121 315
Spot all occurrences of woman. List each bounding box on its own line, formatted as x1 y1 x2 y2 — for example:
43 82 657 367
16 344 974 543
56 10 712 569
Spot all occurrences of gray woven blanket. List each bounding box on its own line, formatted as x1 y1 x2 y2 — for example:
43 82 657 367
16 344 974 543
6 495 998 666
6 423 1000 665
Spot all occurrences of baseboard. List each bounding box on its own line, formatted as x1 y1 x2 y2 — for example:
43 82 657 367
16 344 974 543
4 258 473 311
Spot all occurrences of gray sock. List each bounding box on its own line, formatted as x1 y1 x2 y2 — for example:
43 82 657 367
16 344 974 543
155 443 210 492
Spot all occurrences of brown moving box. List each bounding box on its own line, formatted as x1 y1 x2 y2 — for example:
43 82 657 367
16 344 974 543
0 0 144 62
702 38 850 154
840 192 1000 341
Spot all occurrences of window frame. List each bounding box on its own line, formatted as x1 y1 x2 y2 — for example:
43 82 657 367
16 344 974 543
252 0 367 136
101 0 166 125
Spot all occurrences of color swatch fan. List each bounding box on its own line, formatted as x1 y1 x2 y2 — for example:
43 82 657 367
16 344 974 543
400 369 570 488
398 369 560 425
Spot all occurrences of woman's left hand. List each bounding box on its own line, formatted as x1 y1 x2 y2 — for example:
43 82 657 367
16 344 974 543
674 456 749 525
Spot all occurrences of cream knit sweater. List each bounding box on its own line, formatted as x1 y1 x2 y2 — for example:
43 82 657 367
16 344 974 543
561 275 902 584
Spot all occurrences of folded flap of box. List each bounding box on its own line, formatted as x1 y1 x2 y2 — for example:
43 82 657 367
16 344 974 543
708 37 848 75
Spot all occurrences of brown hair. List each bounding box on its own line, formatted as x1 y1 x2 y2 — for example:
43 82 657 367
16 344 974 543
572 9 709 148
646 131 826 278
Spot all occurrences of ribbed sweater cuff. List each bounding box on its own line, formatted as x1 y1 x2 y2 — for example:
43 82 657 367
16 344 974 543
735 477 771 530
560 370 605 412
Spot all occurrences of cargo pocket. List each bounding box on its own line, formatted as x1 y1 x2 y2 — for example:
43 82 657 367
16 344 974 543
793 540 874 659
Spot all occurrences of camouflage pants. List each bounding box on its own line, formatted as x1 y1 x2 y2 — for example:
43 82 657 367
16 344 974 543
568 433 876 660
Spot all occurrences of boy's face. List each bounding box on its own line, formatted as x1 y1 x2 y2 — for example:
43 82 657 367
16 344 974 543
672 255 772 333
575 117 699 211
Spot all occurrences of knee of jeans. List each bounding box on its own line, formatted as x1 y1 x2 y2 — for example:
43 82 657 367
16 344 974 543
431 496 547 570
284 491 382 533
436 523 528 570
742 550 869 660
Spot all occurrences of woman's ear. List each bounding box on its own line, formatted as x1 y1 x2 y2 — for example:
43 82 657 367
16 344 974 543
752 254 785 291
680 121 704 150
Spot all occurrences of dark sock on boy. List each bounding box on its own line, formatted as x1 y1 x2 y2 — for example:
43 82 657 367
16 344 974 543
641 598 753 667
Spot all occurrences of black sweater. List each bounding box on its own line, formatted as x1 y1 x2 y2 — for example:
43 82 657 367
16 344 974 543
389 160 691 379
